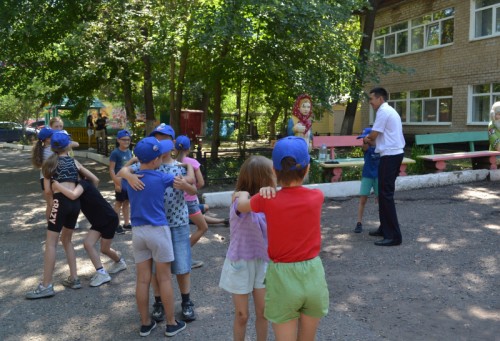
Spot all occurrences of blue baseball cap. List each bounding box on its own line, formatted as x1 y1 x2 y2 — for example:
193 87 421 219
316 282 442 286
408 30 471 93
51 131 71 149
175 135 190 150
134 137 162 163
117 130 131 139
149 123 175 139
38 127 53 141
357 127 372 139
272 136 310 171
159 139 174 154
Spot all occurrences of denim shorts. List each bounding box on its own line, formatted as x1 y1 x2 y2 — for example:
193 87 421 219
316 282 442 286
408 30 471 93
170 224 191 274
186 199 202 217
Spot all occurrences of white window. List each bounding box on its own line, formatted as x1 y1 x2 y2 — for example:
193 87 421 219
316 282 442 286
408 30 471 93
472 0 500 38
469 83 500 123
373 8 454 57
387 88 453 124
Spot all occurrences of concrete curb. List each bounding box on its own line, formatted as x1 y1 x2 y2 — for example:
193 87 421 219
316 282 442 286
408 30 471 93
1 142 497 207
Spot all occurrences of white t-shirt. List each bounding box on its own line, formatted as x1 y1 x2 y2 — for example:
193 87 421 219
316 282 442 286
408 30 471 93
372 102 405 156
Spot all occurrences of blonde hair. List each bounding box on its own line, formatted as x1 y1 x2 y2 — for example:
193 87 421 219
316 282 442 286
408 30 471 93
31 140 45 168
490 102 500 122
235 156 276 196
49 117 63 129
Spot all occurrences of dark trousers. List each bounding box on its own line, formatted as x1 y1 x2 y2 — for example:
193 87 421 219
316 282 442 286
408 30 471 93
378 153 404 241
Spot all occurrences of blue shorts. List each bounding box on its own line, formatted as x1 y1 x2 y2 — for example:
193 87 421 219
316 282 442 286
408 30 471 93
359 177 378 196
115 189 129 202
170 224 191 275
187 199 202 217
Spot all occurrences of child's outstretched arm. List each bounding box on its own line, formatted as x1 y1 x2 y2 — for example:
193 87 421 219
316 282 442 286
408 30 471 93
124 156 139 167
76 161 100 187
117 166 144 191
52 181 84 200
234 191 252 213
177 163 195 185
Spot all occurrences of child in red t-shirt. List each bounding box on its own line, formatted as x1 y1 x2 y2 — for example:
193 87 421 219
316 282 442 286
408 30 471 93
235 136 329 341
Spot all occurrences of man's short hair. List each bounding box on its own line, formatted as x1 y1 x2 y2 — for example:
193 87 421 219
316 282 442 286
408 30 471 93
370 87 388 102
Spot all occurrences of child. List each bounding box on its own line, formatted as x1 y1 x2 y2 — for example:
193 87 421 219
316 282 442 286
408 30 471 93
121 124 198 324
235 136 329 341
219 155 276 341
109 129 133 234
120 137 187 337
355 127 380 233
51 175 128 287
175 135 209 269
49 117 80 149
26 132 88 299
31 127 54 221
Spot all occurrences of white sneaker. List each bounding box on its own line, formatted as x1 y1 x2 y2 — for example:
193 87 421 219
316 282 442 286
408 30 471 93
90 272 111 287
75 222 80 229
107 260 127 274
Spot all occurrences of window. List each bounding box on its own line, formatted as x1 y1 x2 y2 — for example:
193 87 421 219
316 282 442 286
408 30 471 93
473 0 500 38
387 88 453 124
469 83 500 123
374 8 454 57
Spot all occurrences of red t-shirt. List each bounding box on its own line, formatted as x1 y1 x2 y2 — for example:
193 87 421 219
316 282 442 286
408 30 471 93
250 186 324 263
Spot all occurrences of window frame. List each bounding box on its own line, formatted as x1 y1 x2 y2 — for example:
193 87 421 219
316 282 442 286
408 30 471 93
467 82 500 125
470 0 500 40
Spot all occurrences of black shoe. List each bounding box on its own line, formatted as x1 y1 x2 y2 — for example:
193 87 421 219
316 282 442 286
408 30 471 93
374 239 402 246
115 225 125 235
165 320 186 337
354 222 362 233
181 300 196 322
368 229 383 237
139 320 157 337
123 224 132 230
151 302 165 322
223 218 229 227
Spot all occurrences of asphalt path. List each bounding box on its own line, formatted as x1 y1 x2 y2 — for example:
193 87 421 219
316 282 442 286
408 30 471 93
0 147 499 340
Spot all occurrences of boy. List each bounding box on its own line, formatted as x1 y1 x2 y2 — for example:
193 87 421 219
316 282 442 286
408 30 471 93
109 129 133 234
354 127 380 233
121 124 198 323
235 136 329 341
120 137 186 337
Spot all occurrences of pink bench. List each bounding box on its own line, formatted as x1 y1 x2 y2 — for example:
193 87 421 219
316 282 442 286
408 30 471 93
312 135 414 182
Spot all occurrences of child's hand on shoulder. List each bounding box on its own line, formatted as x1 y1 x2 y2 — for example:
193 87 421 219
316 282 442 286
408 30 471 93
128 174 145 191
232 191 250 203
259 186 276 199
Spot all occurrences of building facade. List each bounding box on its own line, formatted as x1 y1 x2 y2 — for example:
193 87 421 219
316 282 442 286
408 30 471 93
362 0 500 140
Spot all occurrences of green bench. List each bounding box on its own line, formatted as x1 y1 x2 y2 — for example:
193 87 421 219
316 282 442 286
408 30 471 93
414 131 500 172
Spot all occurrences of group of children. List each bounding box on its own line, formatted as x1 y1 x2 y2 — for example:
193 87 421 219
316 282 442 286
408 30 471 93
27 119 333 339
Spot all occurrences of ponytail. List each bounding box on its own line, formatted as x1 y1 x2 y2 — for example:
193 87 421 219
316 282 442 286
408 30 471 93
42 153 59 179
31 140 44 169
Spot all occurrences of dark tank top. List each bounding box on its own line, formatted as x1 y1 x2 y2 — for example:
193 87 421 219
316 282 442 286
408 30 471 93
52 156 79 183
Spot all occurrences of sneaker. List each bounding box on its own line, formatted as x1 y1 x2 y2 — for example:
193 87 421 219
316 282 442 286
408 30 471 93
223 218 230 226
26 283 55 299
90 272 111 287
62 276 82 289
191 260 204 269
115 225 125 235
123 224 132 230
165 320 186 337
75 222 80 229
354 222 363 233
181 300 196 322
139 320 157 337
151 302 165 322
108 260 127 274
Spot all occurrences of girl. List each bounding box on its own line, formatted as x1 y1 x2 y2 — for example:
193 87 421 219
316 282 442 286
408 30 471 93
31 127 54 221
175 135 208 268
49 116 80 149
219 155 276 341
26 132 90 299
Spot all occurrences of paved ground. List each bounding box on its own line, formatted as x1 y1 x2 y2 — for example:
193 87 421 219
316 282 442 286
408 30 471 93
0 147 499 341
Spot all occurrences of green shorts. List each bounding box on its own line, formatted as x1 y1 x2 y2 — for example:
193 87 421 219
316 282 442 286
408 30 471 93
359 177 378 196
264 256 329 324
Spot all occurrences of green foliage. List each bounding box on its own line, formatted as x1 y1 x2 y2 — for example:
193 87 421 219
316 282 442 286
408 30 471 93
407 144 430 175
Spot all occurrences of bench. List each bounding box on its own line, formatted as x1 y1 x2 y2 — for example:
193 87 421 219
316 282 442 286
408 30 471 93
312 135 415 182
414 131 500 172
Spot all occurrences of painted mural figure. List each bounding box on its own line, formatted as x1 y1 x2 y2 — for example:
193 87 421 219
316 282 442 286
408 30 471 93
287 94 313 151
488 101 500 152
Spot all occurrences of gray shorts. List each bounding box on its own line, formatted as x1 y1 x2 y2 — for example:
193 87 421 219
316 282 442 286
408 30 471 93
132 225 174 264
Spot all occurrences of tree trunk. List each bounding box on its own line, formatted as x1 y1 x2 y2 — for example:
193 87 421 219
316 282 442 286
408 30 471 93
268 106 281 142
341 0 384 135
122 67 135 124
169 56 175 124
173 20 191 134
211 77 222 160
142 27 155 135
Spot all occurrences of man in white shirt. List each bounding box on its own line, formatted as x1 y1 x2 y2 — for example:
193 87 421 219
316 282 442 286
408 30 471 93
362 87 405 246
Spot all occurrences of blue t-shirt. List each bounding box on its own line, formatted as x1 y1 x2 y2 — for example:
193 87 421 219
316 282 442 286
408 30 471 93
109 148 133 174
122 170 174 227
362 147 380 179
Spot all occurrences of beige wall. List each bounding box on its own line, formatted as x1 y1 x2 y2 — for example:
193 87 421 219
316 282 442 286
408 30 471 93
312 104 363 135
362 0 500 138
